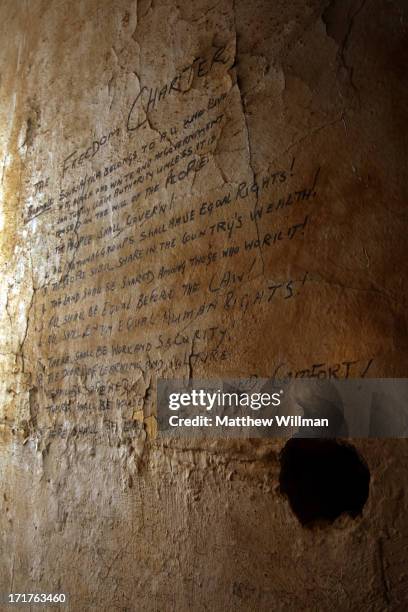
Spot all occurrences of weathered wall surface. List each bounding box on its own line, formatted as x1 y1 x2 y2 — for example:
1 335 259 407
0 0 407 609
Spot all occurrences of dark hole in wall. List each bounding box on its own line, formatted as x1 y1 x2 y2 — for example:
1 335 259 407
279 438 370 527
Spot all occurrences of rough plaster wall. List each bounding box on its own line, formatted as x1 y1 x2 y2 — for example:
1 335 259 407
0 0 407 609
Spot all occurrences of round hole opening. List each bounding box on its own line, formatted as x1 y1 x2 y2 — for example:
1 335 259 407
279 438 370 527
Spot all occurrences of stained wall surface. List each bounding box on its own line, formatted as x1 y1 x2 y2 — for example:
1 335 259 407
0 1 407 610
